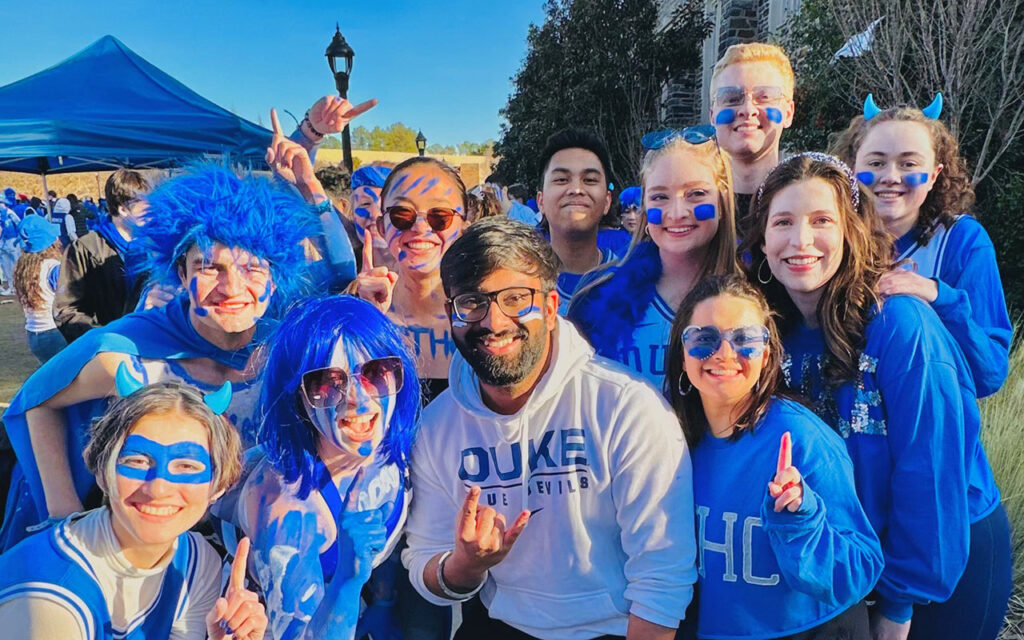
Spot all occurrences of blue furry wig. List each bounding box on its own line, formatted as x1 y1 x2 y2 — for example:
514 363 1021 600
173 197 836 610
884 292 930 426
258 295 421 499
135 163 320 304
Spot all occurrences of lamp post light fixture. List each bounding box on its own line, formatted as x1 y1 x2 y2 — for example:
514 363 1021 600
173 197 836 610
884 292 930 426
325 24 356 172
416 130 427 157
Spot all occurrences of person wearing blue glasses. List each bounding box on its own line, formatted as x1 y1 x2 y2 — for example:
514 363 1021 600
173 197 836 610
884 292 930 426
568 126 738 391
663 274 882 640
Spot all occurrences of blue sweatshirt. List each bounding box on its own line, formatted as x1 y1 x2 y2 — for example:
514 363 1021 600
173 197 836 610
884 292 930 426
693 398 882 639
895 215 1011 397
782 295 1000 623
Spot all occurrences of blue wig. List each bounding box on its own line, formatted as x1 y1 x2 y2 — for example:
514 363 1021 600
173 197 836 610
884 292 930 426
135 163 320 304
258 295 421 499
618 186 642 209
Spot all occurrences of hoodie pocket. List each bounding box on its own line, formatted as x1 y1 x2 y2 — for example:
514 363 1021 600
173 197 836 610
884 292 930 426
487 583 626 630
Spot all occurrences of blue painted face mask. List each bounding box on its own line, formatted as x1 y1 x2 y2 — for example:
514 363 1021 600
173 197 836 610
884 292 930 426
116 434 213 484
682 325 770 360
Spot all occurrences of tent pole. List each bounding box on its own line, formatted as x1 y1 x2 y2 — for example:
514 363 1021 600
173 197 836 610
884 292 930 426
41 173 49 215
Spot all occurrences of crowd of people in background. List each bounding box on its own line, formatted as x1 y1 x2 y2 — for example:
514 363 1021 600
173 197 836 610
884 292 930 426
0 40 1013 640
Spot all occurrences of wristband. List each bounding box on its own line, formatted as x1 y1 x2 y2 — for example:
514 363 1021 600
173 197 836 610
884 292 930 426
313 198 333 214
436 550 484 601
303 112 327 139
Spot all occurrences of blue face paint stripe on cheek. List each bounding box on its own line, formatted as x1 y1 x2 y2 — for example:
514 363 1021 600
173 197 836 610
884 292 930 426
116 434 213 484
646 208 663 225
189 277 207 316
354 207 372 220
258 281 272 302
856 172 876 187
765 107 783 123
693 204 716 221
905 172 930 187
714 109 736 125
419 177 440 195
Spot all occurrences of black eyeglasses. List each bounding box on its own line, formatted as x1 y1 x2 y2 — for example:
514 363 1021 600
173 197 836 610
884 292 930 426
381 205 462 232
299 356 404 409
641 125 716 150
448 287 544 323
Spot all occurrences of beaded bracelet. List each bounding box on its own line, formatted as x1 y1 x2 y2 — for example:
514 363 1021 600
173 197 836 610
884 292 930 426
303 112 327 139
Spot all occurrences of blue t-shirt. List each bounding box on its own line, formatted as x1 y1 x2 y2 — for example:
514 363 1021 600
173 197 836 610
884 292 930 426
557 247 617 315
895 215 1011 397
693 398 882 639
782 295 1000 623
612 292 674 390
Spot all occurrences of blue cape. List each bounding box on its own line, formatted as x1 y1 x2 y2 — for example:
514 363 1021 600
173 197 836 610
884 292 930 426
2 294 273 547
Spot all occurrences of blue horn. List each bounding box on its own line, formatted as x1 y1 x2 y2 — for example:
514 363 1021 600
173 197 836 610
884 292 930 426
921 92 943 119
204 381 233 415
114 362 145 397
863 94 882 121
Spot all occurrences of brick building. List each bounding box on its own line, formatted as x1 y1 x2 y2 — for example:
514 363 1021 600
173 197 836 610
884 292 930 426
659 0 802 126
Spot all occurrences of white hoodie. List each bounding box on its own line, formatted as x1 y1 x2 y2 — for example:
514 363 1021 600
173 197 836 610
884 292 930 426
402 318 696 639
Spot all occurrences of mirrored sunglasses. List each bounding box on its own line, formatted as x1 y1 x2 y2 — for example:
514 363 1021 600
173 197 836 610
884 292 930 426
300 356 404 409
682 325 770 360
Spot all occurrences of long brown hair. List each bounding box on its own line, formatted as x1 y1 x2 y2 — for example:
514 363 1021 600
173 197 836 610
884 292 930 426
665 274 782 448
739 155 892 384
830 108 974 244
14 241 63 310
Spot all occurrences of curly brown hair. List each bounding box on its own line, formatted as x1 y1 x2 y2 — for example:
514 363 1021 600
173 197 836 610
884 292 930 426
830 108 974 244
13 241 63 310
665 274 784 448
740 155 893 385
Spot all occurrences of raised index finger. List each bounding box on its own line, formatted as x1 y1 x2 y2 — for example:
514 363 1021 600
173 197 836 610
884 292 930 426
229 536 250 592
777 431 792 475
270 108 283 137
343 98 379 120
361 226 375 273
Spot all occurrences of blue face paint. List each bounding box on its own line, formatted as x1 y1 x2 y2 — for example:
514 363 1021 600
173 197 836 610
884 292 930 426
905 172 930 187
258 281 272 302
388 175 407 200
647 208 663 225
397 250 407 261
419 177 439 195
189 278 207 316
764 107 783 123
401 176 425 196
714 109 737 125
354 207 372 221
856 171 876 187
368 189 379 202
694 203 716 221
358 442 373 456
116 434 213 484
444 188 453 196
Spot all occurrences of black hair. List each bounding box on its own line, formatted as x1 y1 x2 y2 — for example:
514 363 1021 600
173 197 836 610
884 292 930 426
537 128 613 186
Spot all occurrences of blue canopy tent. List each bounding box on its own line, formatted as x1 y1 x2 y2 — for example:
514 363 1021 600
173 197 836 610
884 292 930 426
0 35 271 188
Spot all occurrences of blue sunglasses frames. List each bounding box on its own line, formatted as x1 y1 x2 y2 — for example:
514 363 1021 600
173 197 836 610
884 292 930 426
682 325 770 360
641 124 717 150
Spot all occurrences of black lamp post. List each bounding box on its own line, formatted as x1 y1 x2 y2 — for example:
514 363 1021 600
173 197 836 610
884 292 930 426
325 24 356 172
416 130 427 157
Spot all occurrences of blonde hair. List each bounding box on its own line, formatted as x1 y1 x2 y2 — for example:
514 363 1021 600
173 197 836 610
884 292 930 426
711 42 795 97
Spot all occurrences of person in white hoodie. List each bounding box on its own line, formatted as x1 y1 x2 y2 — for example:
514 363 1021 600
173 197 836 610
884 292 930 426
402 217 697 640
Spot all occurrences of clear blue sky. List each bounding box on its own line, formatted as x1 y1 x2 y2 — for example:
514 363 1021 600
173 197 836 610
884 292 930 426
0 0 547 146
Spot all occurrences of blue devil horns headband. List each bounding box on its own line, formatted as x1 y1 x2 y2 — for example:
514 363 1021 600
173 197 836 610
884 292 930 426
864 92 943 121
115 362 233 415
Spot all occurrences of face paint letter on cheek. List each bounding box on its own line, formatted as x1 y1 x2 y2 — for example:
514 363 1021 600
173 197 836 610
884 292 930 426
905 172 930 187
647 208 663 225
856 172 876 187
189 277 208 316
694 204 716 221
116 434 212 484
764 107 783 123
714 109 737 125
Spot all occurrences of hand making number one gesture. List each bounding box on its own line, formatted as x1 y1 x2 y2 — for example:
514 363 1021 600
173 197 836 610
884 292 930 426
768 431 804 513
444 486 531 589
353 226 399 314
206 537 268 640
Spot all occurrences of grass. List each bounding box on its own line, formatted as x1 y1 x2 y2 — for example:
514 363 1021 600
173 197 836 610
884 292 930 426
0 299 1020 633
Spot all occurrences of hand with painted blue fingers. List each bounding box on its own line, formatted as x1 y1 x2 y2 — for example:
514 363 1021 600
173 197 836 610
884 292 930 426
206 537 269 640
340 508 387 583
306 95 378 138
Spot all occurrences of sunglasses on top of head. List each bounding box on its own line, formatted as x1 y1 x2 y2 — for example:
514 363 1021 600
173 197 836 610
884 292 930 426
299 356 404 409
380 205 462 233
641 124 717 150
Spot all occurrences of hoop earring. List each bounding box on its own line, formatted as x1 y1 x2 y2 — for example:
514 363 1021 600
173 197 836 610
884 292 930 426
757 258 773 284
677 372 693 396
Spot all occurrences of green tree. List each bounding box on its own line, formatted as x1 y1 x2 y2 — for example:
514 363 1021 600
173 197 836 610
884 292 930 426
494 0 710 188
350 123 420 152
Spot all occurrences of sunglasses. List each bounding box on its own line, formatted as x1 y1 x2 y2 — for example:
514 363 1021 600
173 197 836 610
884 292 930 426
682 325 770 360
299 356 404 409
449 286 543 324
714 85 785 108
381 205 461 232
641 124 716 150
